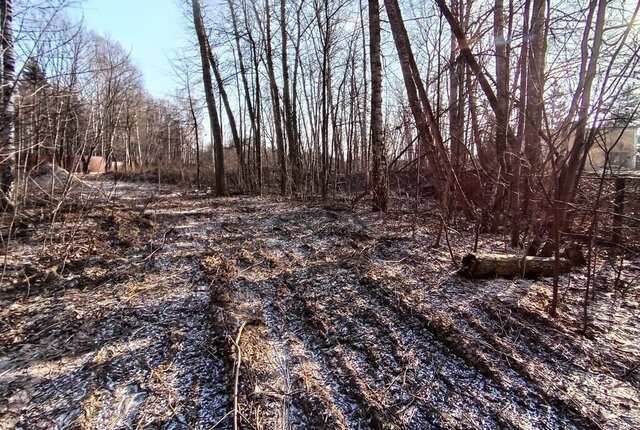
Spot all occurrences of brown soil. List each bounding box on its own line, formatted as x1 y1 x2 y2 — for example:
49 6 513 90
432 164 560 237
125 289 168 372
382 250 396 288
1 182 638 429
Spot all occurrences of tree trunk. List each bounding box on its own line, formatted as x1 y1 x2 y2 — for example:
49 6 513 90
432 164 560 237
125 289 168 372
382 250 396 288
358 0 369 178
369 0 388 211
281 0 302 192
228 0 260 193
556 0 607 233
521 0 546 239
511 0 530 246
262 0 287 195
319 2 332 200
192 0 225 196
187 84 201 190
207 41 246 191
493 0 509 216
523 0 545 174
449 0 464 181
384 0 443 190
0 0 15 210
458 253 571 279
385 0 467 215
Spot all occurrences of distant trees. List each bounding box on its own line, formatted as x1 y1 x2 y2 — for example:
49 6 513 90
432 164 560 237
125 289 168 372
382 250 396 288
171 53 205 189
172 0 640 279
18 29 199 178
182 0 375 198
4 0 640 290
0 1 206 208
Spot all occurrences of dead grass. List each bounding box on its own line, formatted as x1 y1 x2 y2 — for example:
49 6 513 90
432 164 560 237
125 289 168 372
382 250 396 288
0 181 638 429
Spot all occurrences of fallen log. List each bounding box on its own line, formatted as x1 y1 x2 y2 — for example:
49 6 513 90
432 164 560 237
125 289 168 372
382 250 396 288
458 253 572 279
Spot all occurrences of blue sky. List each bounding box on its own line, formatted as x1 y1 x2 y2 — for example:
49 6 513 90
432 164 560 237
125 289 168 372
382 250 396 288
78 0 191 98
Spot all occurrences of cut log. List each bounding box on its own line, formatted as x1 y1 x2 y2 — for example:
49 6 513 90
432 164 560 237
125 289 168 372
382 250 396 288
458 253 572 279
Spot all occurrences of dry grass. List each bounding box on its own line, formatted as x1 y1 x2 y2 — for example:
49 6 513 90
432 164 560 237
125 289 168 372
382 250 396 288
1 180 638 429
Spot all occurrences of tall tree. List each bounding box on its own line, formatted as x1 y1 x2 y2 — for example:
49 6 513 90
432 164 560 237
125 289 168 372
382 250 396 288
493 0 509 216
192 0 225 196
281 0 302 192
260 0 287 194
554 0 608 232
523 0 546 173
448 0 465 181
510 0 530 246
228 0 261 193
384 0 459 205
316 0 334 199
519 0 546 244
207 42 246 190
369 0 387 211
0 0 15 210
434 0 517 150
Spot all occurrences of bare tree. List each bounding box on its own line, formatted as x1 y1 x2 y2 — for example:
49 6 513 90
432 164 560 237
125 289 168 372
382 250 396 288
259 0 287 194
228 0 262 193
281 0 302 192
192 0 225 196
0 0 15 210
493 0 509 217
369 0 387 211
206 38 247 190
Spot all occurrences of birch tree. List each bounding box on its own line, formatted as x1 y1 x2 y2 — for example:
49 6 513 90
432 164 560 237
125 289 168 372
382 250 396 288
0 0 15 210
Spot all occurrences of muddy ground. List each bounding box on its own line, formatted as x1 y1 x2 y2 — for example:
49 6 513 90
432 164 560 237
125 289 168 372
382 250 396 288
1 180 639 429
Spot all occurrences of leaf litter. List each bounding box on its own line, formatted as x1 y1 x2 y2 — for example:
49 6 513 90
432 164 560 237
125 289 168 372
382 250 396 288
0 181 638 429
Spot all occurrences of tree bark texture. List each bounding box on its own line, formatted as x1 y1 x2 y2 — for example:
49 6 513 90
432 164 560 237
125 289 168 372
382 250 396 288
493 0 509 214
207 41 246 190
369 0 388 211
0 0 15 210
458 253 571 279
192 0 225 196
384 0 443 191
281 0 302 192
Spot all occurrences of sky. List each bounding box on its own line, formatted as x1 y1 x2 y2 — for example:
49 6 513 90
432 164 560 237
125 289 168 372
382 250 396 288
77 0 191 98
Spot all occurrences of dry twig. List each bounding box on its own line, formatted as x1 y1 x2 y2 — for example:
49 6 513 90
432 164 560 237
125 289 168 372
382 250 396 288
231 321 247 430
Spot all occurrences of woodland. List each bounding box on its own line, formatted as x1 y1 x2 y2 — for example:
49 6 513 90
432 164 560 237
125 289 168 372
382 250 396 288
0 0 639 429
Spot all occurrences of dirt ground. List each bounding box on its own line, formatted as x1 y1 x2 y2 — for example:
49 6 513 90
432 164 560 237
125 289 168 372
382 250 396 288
1 180 639 429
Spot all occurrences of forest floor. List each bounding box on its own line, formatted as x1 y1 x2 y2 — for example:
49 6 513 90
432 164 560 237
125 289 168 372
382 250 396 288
1 177 639 429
